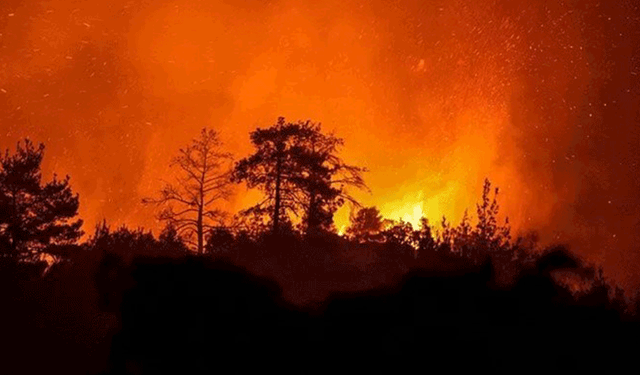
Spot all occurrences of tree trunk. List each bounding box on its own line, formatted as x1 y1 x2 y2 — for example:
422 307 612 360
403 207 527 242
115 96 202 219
198 154 206 255
197 204 203 255
10 190 19 256
273 153 282 235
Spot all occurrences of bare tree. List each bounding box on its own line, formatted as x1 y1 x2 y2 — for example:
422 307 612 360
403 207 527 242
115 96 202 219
143 128 233 255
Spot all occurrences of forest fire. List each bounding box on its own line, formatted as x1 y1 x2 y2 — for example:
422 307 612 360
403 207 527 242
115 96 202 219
1 0 639 295
2 2 640 373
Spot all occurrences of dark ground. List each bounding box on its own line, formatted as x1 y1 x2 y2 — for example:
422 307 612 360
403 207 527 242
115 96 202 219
2 249 639 375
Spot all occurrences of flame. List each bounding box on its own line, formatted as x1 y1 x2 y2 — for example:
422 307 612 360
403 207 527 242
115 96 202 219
1 0 638 291
384 192 425 229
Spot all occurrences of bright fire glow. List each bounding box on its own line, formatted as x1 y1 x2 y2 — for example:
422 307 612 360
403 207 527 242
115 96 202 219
0 0 638 291
384 192 425 229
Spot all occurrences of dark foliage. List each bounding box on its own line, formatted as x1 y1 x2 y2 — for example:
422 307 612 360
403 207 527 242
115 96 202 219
0 139 83 260
204 226 236 258
345 206 385 242
94 246 638 375
2 136 640 375
232 117 366 235
2 203 639 375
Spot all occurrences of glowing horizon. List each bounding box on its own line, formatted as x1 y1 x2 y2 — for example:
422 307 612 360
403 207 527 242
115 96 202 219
1 0 638 290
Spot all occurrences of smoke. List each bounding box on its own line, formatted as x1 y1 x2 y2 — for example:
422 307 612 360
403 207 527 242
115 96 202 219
1 0 639 289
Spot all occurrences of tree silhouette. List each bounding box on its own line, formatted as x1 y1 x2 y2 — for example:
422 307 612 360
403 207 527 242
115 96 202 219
204 226 235 257
232 117 367 235
415 217 437 254
291 120 368 234
474 178 511 253
232 117 300 235
470 178 513 276
157 223 190 258
436 215 454 253
143 128 233 255
345 206 384 242
381 220 417 248
453 209 475 259
0 139 83 261
88 221 157 264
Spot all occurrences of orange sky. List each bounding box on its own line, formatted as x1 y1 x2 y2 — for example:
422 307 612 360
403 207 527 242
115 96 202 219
1 0 639 290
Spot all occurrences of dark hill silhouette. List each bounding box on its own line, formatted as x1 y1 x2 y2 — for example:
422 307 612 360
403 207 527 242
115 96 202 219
99 256 310 374
97 247 639 374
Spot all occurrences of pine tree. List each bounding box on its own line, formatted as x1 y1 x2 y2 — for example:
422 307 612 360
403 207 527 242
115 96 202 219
0 139 83 261
232 117 366 235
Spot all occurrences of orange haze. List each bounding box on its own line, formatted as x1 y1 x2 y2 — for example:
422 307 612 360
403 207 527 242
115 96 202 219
1 1 639 290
